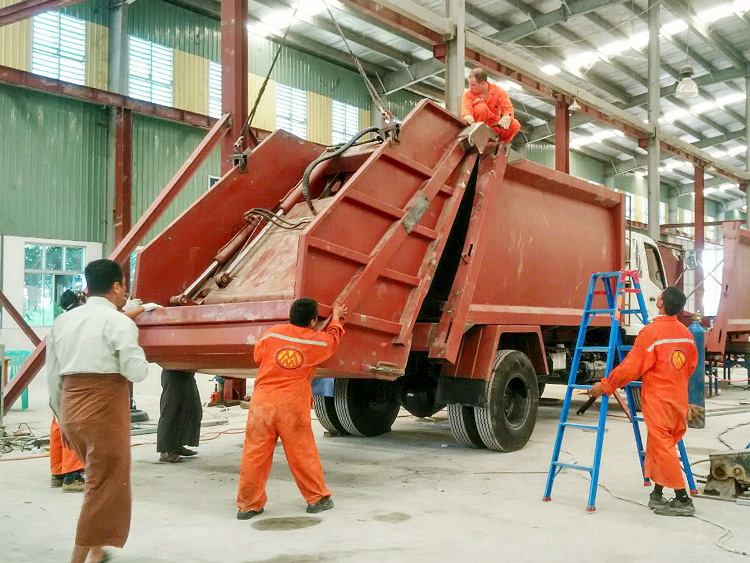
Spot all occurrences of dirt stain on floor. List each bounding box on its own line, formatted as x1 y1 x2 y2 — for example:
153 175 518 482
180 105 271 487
251 516 322 532
372 512 411 523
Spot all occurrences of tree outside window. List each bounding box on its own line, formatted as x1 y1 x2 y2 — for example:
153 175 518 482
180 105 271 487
24 244 85 326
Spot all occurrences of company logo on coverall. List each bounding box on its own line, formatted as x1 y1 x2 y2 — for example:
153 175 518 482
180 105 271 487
276 348 304 369
670 349 688 370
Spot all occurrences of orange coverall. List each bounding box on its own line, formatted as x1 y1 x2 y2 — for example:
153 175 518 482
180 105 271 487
461 83 521 143
236 320 345 512
600 316 698 489
50 416 84 476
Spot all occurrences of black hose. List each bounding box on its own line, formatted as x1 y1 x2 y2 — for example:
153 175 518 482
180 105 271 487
301 126 380 215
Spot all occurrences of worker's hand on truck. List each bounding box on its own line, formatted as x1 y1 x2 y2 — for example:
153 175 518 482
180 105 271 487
332 304 348 323
587 382 605 398
497 115 512 129
687 404 705 425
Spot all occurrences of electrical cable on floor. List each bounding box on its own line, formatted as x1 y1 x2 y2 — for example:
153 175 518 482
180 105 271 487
559 447 749 557
717 421 750 449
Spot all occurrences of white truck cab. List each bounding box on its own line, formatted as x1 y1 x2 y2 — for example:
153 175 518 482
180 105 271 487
624 231 668 337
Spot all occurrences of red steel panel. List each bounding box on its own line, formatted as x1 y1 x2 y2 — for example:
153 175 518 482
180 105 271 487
469 159 624 326
0 288 41 347
133 131 324 305
706 223 750 353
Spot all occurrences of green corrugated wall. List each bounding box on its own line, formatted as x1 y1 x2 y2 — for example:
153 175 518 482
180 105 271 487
131 114 221 244
0 83 108 242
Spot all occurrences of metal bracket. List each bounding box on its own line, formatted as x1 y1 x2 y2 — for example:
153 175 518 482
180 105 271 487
364 362 404 377
457 122 497 154
378 121 401 144
230 148 251 174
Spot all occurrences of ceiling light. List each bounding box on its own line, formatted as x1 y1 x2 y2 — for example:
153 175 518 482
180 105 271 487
248 21 280 37
569 98 581 112
675 66 699 100
734 0 750 13
295 0 330 16
681 134 700 143
707 148 727 158
541 64 561 75
628 31 650 50
567 52 599 70
728 145 747 156
698 4 735 24
704 188 718 195
716 92 745 107
719 183 734 191
661 20 688 36
599 41 629 56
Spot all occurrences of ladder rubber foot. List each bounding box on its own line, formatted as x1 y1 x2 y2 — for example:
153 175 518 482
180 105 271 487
586 506 596 512
644 480 651 486
690 489 699 495
542 496 551 502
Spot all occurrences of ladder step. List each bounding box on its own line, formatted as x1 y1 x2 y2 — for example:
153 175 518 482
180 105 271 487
553 462 594 473
588 309 616 314
570 384 592 390
591 271 622 278
561 423 599 430
621 309 646 314
579 346 609 352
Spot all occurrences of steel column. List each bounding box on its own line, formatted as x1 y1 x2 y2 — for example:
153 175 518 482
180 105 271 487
555 100 570 173
694 165 704 315
444 0 465 114
220 0 249 174
114 107 133 248
646 0 660 241
0 0 85 27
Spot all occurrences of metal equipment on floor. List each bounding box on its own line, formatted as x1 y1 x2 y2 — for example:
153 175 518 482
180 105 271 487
542 270 697 511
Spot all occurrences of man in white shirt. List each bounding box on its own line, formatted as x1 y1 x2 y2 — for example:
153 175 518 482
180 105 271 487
47 259 151 563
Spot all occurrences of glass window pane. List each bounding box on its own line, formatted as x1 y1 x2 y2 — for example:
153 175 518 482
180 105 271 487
54 274 84 319
25 244 44 270
23 273 54 326
64 246 85 272
45 246 63 271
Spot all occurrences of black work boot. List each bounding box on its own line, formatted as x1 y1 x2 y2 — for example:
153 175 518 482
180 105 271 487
653 497 695 517
306 496 334 514
648 490 668 509
62 471 85 492
237 508 264 520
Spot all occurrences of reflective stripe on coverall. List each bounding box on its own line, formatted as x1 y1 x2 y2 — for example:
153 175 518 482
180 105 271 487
50 416 84 476
600 316 698 489
461 83 521 143
237 320 345 512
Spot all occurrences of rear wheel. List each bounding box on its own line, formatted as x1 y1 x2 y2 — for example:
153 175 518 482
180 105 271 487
447 404 485 449
312 395 349 435
474 350 539 452
333 378 400 437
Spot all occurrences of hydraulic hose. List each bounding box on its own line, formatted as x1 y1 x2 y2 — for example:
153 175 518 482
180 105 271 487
301 126 380 215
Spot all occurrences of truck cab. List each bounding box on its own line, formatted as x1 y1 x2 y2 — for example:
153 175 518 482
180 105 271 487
624 231 668 337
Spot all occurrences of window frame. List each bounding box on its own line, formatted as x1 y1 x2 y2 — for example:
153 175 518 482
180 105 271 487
31 11 87 85
128 36 174 107
331 99 360 145
275 83 307 139
208 61 222 118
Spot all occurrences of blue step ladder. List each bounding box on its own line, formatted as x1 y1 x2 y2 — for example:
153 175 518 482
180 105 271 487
542 270 698 512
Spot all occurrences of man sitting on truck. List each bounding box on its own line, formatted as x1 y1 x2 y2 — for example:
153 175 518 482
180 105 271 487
461 68 521 144
588 286 699 516
236 298 347 519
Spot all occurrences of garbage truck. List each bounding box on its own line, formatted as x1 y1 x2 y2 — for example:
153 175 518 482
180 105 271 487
132 99 671 452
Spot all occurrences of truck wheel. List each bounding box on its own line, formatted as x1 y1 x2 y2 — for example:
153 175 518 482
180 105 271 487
334 379 400 437
312 395 349 435
474 350 539 452
447 404 486 448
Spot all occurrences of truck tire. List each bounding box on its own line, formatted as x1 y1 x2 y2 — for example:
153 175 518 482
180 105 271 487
447 404 485 449
312 395 349 435
334 378 400 437
474 350 539 452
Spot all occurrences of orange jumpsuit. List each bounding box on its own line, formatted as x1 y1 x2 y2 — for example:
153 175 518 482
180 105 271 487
50 416 84 476
236 320 345 512
461 83 521 143
600 316 698 489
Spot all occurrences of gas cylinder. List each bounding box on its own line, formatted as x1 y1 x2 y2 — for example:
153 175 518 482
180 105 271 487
688 318 705 429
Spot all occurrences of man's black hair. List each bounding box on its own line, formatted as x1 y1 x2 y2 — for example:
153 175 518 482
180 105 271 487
661 286 687 316
60 289 82 311
84 259 124 296
289 298 318 327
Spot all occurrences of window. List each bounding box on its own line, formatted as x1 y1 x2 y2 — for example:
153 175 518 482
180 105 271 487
208 61 222 118
32 12 86 85
659 203 667 225
276 83 307 139
331 100 360 145
643 196 649 224
129 36 173 106
644 244 666 290
706 216 716 240
24 244 85 326
624 193 634 221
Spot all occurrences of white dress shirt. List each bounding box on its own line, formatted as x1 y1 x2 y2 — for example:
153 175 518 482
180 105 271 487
47 296 149 418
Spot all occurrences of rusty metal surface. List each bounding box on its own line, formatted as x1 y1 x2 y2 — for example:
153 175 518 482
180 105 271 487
706 223 750 353
220 0 249 171
114 108 133 248
468 158 624 326
0 0 85 27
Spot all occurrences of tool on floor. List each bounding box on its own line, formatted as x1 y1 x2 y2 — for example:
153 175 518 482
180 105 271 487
542 270 698 511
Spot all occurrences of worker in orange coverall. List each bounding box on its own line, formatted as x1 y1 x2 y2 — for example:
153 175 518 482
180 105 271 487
236 298 347 520
461 67 521 144
50 416 85 491
589 286 699 517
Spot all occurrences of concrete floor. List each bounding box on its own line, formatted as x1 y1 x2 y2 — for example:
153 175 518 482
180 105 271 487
2 365 750 562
